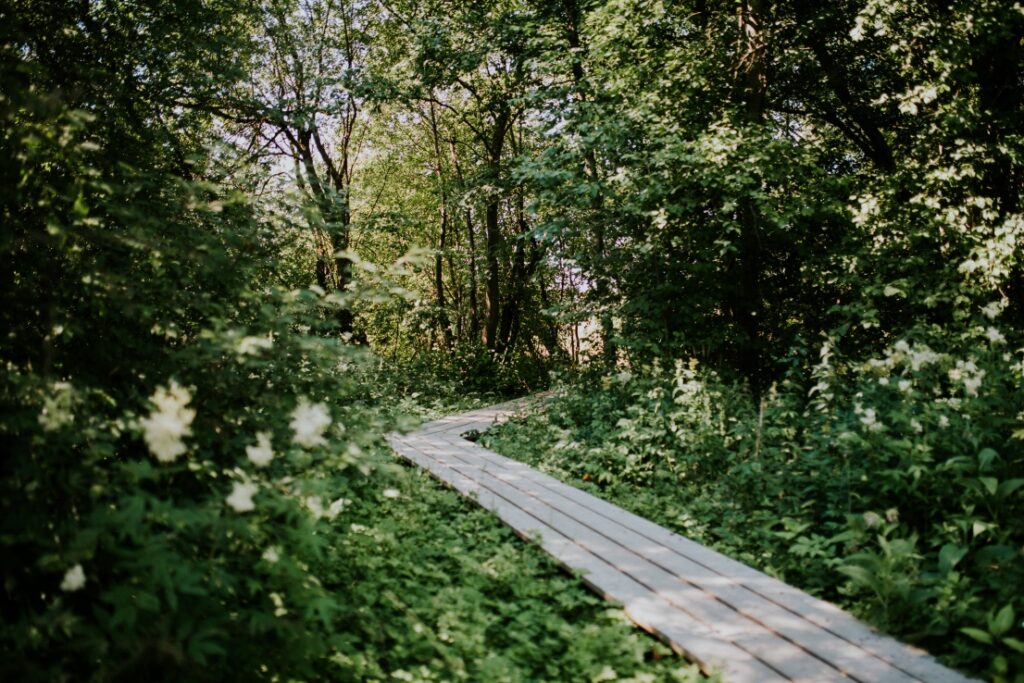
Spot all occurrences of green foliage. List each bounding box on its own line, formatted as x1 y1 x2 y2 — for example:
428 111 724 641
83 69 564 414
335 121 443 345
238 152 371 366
484 342 1024 680
5 0 1024 679
0 5 393 677
319 463 710 682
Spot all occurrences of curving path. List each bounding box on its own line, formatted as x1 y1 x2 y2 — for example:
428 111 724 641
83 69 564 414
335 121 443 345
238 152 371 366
387 396 976 683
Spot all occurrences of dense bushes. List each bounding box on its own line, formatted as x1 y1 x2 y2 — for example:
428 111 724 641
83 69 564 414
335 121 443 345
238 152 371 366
0 14 393 676
0 8 697 679
485 332 1024 681
5 0 1024 679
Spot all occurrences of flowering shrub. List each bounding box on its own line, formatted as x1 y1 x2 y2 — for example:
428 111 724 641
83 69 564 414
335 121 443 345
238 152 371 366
0 24 389 678
484 331 1024 679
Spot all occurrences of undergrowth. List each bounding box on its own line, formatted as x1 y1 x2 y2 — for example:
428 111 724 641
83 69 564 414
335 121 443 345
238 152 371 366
482 349 1024 683
320 440 710 682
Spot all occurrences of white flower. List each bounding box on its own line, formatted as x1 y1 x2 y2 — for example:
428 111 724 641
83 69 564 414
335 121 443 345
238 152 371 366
290 399 331 448
898 379 912 393
885 508 900 523
878 377 889 386
140 381 195 463
306 495 344 521
985 327 1006 345
894 340 911 354
982 301 1005 320
246 432 274 468
270 593 286 618
226 482 258 513
951 359 986 397
938 415 950 429
383 488 401 499
860 408 883 432
910 419 923 434
863 511 882 528
305 495 325 519
60 564 86 592
262 547 280 564
39 382 75 432
237 335 273 356
908 347 941 371
327 498 347 519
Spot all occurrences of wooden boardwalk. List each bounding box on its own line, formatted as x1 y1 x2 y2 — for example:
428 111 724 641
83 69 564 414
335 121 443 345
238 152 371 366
387 398 976 683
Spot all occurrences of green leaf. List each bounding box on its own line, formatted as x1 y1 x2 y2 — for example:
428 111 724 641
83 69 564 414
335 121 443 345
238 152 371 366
1002 637 1024 654
838 565 879 592
960 627 993 645
979 477 998 496
978 448 998 471
996 478 1024 499
990 605 1015 637
938 544 968 574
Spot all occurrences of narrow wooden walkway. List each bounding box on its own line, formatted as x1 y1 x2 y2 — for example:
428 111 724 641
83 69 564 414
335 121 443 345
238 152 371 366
387 398 976 683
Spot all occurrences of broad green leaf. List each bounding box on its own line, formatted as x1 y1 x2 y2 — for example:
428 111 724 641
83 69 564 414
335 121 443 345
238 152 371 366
960 627 993 645
990 605 1015 637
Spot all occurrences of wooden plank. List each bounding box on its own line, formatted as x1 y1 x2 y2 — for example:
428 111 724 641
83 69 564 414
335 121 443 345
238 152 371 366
388 435 785 683
415 397 536 436
439 436 976 683
420 439 853 683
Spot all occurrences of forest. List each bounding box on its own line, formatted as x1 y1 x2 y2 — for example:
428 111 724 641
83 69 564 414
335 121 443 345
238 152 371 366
2 0 1023 681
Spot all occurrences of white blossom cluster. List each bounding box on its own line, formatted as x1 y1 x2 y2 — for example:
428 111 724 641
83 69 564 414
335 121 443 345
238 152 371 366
225 401 348 516
855 403 885 433
60 563 86 592
853 333 1013 437
305 495 347 521
38 381 75 432
949 360 986 397
226 481 258 513
123 369 351 524
289 398 332 447
140 381 195 463
237 335 274 356
246 432 275 467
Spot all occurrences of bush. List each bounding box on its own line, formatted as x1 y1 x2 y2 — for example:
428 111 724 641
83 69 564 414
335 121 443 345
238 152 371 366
0 25 388 678
484 325 1024 680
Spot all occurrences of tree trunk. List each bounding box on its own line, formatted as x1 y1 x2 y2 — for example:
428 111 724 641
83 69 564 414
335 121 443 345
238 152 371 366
448 133 480 342
466 207 480 342
563 0 615 364
498 186 543 358
428 103 454 349
733 0 770 397
483 108 510 351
